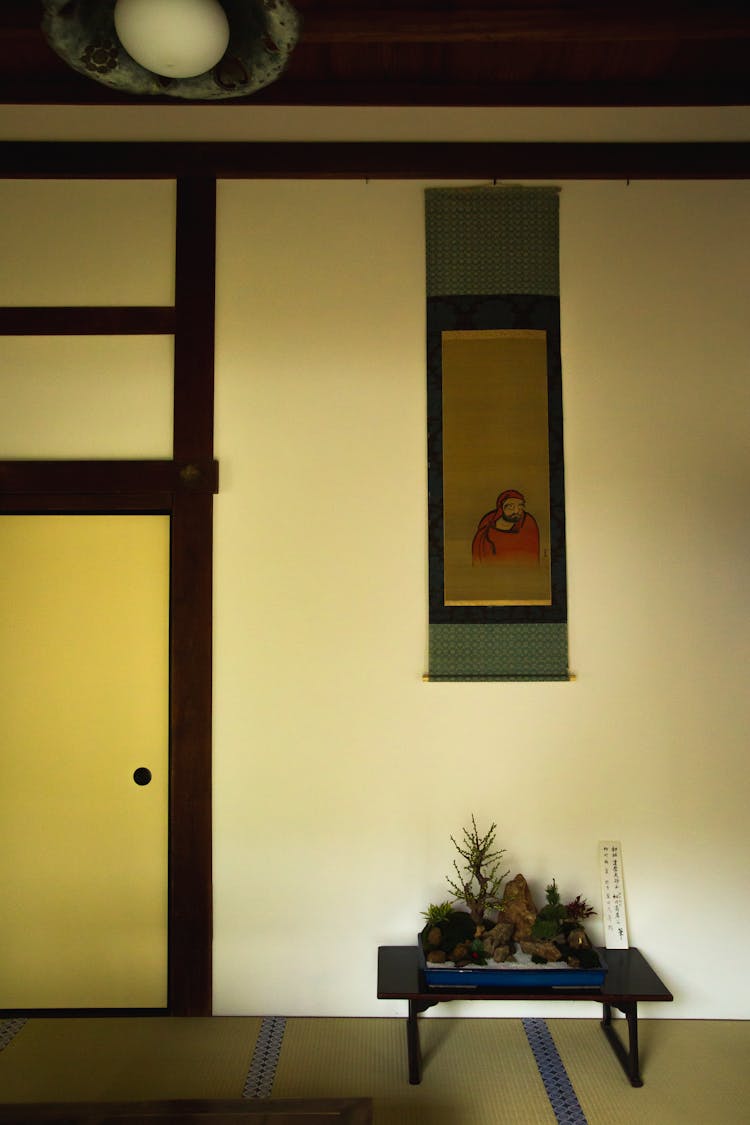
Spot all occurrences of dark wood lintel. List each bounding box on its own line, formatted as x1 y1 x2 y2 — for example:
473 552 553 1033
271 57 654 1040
0 306 175 335
0 141 748 180
0 492 173 514
2 77 749 109
0 460 219 496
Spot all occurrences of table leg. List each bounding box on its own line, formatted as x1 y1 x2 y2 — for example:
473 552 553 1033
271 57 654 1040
600 1001 643 1087
406 999 438 1084
406 1000 421 1084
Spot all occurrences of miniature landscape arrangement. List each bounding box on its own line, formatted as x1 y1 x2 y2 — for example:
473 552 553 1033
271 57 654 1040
420 817 602 976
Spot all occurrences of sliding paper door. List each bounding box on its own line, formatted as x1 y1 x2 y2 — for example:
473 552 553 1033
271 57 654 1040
0 515 169 1009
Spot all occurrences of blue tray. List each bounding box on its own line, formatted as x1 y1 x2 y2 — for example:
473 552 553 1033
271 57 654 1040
419 940 607 989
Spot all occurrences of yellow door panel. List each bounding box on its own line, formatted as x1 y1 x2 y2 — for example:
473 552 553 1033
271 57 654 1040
0 515 169 1008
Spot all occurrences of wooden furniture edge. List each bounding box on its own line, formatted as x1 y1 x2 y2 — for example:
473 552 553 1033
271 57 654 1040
0 1099 374 1122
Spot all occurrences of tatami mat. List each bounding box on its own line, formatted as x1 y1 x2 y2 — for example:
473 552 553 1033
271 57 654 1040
0 1017 262 1103
548 1017 750 1125
1 1015 749 1123
272 1017 555 1125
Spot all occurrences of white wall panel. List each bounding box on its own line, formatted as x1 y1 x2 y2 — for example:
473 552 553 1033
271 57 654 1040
212 177 750 1019
0 335 173 459
0 180 174 307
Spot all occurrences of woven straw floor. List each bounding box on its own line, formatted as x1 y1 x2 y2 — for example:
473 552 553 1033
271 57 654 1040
1 1016 748 1124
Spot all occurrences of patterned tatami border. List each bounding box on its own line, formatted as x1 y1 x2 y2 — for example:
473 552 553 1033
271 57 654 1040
523 1018 588 1124
243 1016 287 1099
0 1021 27 1053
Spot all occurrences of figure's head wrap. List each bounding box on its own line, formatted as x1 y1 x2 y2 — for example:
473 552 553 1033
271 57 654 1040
475 489 527 539
496 489 525 509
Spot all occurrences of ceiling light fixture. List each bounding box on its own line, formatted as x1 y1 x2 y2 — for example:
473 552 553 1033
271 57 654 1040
114 0 231 80
42 0 300 101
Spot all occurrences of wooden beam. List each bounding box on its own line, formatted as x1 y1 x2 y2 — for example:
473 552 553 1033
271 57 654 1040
1 141 749 180
169 493 214 1017
4 3 749 42
0 493 174 515
173 179 216 461
0 460 218 495
299 7 750 45
0 307 175 335
0 73 748 109
168 178 217 1016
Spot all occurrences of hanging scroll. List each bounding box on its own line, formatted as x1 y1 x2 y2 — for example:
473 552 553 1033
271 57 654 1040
426 186 569 681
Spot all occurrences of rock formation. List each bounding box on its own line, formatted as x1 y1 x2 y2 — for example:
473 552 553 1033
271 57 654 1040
519 939 562 962
480 920 514 961
497 874 538 940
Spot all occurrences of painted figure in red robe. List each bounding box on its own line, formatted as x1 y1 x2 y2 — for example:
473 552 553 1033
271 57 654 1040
471 489 540 566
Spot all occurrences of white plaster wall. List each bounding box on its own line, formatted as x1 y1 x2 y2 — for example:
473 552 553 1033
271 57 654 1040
2 104 749 1020
212 176 750 1019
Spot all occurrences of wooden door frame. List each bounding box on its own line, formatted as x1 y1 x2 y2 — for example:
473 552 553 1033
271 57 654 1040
0 178 216 1016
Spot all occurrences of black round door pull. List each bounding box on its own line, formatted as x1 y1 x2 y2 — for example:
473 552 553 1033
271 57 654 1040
133 767 152 786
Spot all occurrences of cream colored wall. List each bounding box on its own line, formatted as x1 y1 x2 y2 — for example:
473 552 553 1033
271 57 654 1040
212 176 750 1020
1 104 749 1020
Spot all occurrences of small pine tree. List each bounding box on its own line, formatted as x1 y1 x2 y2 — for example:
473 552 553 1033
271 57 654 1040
445 815 510 926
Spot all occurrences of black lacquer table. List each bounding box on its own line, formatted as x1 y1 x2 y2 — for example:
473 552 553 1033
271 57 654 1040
377 945 673 1086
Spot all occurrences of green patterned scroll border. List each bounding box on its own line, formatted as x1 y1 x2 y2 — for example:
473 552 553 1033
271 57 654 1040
429 624 569 681
426 185 570 682
426 185 560 298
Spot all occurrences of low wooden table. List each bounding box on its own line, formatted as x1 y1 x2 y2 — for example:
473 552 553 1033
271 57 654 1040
377 945 673 1087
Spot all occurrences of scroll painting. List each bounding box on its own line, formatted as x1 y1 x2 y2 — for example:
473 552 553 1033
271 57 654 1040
426 186 569 680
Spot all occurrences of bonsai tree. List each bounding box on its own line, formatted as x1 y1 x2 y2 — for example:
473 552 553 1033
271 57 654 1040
532 879 597 941
445 815 510 926
529 879 600 967
530 879 567 939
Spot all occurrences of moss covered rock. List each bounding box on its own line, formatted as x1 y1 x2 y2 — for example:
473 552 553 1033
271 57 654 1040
420 909 476 956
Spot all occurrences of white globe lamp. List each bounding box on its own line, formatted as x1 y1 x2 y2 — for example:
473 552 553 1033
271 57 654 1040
114 0 231 79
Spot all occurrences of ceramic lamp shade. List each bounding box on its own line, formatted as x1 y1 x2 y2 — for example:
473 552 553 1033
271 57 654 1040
113 0 231 79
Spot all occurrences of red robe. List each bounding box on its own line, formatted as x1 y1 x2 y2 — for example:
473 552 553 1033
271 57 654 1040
472 510 540 566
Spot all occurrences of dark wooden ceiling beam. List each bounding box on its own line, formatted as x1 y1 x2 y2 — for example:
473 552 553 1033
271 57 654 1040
4 4 749 42
300 7 750 45
1 141 749 180
0 3 748 107
249 77 750 109
0 76 747 109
